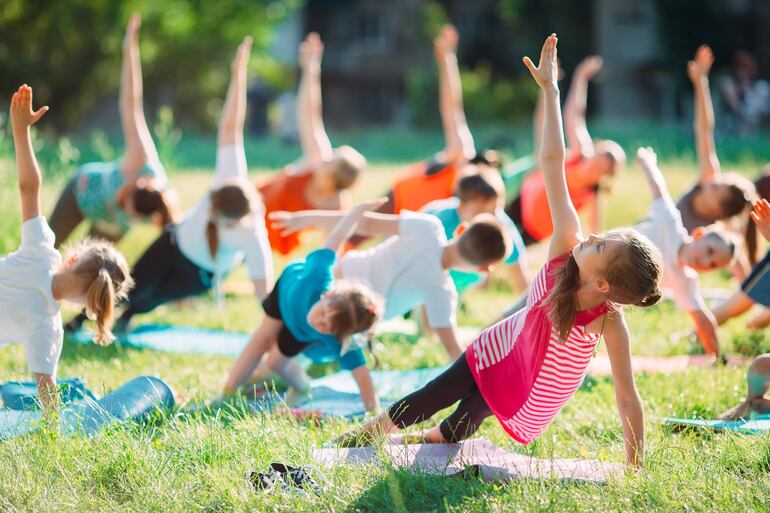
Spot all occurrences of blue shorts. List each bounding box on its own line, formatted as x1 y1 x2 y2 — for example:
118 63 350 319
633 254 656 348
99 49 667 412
742 250 770 307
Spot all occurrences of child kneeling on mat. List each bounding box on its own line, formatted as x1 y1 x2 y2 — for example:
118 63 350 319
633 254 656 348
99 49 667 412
330 35 663 468
2 86 132 409
222 199 385 411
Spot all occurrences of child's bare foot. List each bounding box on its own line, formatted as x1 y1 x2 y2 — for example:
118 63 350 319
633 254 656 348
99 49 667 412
124 13 141 47
232 36 253 73
10 85 48 130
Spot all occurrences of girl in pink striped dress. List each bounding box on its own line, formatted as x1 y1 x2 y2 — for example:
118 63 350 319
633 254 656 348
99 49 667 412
333 35 663 467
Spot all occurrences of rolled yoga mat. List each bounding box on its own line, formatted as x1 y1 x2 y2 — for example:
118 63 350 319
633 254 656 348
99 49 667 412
1 377 97 410
0 376 174 440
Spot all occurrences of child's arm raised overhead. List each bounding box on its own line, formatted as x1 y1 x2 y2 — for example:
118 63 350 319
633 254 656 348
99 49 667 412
322 198 388 253
688 45 721 184
435 25 475 164
119 14 160 181
10 85 49 222
601 312 644 467
217 36 252 151
634 146 671 201
523 34 582 259
296 33 333 169
564 56 602 157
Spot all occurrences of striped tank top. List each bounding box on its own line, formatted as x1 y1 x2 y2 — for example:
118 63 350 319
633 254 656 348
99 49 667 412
466 253 610 445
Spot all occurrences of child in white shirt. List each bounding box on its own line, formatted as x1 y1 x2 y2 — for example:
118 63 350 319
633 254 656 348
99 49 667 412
2 85 132 408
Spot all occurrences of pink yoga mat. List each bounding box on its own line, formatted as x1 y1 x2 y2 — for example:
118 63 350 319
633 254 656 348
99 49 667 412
314 438 622 483
587 354 749 376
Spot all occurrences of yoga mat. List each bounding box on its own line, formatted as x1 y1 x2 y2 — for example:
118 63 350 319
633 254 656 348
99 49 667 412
587 354 749 376
0 376 174 440
1 377 97 410
314 437 622 484
665 415 770 434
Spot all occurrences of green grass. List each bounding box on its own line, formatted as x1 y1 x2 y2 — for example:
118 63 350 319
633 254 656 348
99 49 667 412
1 130 770 511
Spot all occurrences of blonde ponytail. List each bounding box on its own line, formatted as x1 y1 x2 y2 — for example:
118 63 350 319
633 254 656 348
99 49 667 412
65 239 133 346
85 268 117 346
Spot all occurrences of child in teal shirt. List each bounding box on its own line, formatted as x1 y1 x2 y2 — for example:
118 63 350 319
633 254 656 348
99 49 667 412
223 199 386 411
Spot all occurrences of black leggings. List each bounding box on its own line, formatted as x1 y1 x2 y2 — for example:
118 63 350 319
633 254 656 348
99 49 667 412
48 176 123 248
388 354 493 443
119 228 213 325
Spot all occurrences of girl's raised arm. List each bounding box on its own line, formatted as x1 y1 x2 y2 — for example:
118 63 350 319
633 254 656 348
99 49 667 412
688 45 721 184
322 198 388 253
119 13 160 181
296 33 333 168
10 85 48 222
217 37 252 152
564 55 602 157
435 25 475 164
523 34 582 258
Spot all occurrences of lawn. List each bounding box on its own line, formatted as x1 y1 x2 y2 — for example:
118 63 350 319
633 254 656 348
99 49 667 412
0 126 769 512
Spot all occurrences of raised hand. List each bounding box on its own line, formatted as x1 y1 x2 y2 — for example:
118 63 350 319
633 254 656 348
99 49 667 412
523 34 559 90
434 24 458 60
687 44 714 84
299 32 324 70
575 55 603 80
123 13 141 47
635 146 658 170
232 36 253 74
751 199 770 243
10 85 48 129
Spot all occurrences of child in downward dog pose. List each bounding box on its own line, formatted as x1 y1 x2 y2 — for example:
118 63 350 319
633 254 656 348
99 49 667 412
331 35 662 468
48 14 180 248
223 200 384 411
421 168 530 294
257 32 366 255
634 147 739 362
66 37 272 333
3 86 132 408
270 208 510 361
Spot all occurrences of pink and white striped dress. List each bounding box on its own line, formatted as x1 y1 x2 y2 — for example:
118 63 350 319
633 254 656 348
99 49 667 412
466 254 610 445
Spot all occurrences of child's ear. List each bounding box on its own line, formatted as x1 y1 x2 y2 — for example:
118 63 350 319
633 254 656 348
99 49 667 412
692 227 705 239
596 277 610 294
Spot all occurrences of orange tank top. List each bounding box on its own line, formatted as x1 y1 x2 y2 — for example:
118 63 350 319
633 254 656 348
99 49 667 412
258 171 315 255
520 154 595 241
391 161 459 214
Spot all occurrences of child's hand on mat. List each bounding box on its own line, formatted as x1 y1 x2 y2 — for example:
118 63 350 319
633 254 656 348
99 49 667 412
687 45 713 84
299 32 323 71
10 85 48 130
123 13 141 48
575 55 603 80
634 146 657 170
523 34 559 91
751 199 770 243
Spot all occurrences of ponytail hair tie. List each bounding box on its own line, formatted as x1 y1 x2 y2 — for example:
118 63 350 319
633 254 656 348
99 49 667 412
367 304 376 314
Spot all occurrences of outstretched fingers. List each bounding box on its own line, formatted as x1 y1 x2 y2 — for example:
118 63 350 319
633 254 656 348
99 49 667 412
10 85 48 127
523 33 558 88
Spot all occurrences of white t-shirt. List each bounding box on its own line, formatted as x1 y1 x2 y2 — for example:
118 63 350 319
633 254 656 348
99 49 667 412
339 211 458 328
0 217 63 375
634 197 706 312
176 145 273 281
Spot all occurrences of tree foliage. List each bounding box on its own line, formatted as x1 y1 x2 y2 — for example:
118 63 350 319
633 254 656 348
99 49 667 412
0 0 296 131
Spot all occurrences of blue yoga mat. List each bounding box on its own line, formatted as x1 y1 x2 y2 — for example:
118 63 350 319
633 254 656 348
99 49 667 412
251 367 447 420
665 416 770 433
0 376 174 440
1 378 97 410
